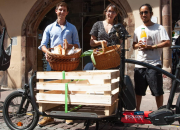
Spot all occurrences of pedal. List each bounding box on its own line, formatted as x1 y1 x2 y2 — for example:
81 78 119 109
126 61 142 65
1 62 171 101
50 111 98 119
165 114 180 121
148 108 174 125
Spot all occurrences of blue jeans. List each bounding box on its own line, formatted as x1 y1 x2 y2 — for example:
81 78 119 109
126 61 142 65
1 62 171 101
83 62 94 70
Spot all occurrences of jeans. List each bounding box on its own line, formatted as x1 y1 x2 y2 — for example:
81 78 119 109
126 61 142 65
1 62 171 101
83 62 94 70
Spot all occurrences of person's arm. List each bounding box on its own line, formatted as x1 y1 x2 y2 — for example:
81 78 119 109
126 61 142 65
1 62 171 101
132 30 143 50
133 40 144 50
69 25 80 49
135 40 170 50
41 45 49 53
140 26 171 50
38 26 50 51
151 40 170 48
90 35 107 47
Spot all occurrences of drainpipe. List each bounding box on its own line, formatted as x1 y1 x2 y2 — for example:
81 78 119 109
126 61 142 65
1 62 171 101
161 0 172 90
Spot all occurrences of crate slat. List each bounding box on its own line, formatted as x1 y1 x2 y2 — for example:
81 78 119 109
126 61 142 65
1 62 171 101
37 70 119 80
36 81 118 91
37 93 112 104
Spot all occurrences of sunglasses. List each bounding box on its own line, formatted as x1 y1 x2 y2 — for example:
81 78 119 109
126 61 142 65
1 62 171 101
140 11 149 15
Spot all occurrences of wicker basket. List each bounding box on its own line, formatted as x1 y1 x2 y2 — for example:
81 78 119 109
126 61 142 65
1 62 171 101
92 42 121 70
46 48 81 71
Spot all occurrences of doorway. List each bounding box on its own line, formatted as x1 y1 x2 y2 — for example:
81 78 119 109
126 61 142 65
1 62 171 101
37 0 111 71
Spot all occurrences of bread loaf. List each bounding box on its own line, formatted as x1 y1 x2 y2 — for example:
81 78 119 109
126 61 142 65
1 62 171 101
54 45 62 54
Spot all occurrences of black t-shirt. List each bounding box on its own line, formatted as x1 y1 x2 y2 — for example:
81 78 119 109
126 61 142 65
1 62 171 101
89 21 120 47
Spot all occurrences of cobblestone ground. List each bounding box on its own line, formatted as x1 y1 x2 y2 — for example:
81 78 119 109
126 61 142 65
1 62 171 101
0 90 180 129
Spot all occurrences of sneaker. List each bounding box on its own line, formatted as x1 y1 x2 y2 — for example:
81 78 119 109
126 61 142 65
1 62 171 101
38 117 55 126
66 120 73 125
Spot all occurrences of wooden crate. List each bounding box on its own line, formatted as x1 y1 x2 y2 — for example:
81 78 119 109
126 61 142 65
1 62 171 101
36 70 120 116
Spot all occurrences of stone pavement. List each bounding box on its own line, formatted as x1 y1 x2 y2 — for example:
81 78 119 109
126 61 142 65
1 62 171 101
0 88 180 130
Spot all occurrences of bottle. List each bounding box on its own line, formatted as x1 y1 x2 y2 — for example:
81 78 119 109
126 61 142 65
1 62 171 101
140 28 147 46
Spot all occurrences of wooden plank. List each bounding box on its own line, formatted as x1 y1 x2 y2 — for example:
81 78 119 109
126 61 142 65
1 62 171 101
36 70 119 80
104 100 118 116
38 103 61 111
37 100 113 106
104 89 113 116
44 90 87 94
88 79 111 84
38 79 45 111
111 91 119 104
44 79 72 83
44 104 112 116
37 93 112 105
36 82 113 91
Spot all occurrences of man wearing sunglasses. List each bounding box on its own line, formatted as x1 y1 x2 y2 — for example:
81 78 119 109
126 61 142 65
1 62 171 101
133 3 170 111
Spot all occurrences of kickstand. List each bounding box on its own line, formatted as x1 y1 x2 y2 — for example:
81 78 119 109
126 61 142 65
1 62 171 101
85 120 91 130
95 121 99 130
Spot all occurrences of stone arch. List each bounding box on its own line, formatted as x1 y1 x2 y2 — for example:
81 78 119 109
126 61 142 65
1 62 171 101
109 0 135 77
0 13 8 87
0 13 6 34
21 0 63 84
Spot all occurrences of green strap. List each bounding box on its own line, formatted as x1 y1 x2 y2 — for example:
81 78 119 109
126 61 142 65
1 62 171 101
62 71 68 113
65 83 68 113
62 71 65 79
62 71 83 113
68 105 82 112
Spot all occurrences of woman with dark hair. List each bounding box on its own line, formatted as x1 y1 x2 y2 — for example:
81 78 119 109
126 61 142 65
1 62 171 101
84 3 121 70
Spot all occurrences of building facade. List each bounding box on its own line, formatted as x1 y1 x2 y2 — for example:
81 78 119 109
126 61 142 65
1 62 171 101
0 0 172 89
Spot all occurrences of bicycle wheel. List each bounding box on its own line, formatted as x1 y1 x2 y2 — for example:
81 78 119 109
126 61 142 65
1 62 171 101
3 91 39 130
176 94 180 124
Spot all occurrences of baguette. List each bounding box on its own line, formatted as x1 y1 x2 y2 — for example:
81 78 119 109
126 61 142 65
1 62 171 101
62 48 66 55
64 39 68 49
62 39 68 55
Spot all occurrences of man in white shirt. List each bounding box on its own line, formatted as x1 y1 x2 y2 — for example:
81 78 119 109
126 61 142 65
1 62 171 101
133 3 170 111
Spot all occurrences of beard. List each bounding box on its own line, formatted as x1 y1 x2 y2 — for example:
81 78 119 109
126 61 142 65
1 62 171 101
143 19 150 23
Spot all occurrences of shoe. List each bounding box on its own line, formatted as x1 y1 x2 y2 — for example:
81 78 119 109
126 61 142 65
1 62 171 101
38 117 55 126
66 120 73 125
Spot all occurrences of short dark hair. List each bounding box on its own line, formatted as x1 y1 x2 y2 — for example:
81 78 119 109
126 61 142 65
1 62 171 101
139 3 153 13
56 2 69 12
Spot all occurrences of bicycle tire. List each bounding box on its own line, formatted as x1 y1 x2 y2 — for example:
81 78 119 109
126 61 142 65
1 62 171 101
176 94 180 124
3 91 39 130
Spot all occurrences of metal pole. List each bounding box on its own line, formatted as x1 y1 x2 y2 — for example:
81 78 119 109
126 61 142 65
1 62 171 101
104 0 105 9
82 2 84 70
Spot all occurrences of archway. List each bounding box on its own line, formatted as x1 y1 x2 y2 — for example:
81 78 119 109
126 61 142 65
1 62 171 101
0 13 8 86
21 0 135 84
109 0 135 78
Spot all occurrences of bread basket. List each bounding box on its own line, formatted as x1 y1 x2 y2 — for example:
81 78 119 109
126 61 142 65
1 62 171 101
46 48 81 71
92 42 121 70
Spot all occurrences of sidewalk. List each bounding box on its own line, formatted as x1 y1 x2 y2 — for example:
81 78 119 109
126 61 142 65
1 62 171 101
0 88 180 130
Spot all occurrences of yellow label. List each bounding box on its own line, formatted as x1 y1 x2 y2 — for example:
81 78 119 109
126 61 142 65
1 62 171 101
140 30 147 38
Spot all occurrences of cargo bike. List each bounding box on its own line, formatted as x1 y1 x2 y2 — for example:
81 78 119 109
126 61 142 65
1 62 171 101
3 24 180 130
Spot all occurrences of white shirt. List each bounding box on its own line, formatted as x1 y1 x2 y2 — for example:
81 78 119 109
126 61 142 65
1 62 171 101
133 23 170 68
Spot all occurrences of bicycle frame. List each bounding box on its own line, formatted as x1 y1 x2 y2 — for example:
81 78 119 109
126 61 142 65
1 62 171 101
27 23 180 125
119 26 180 111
